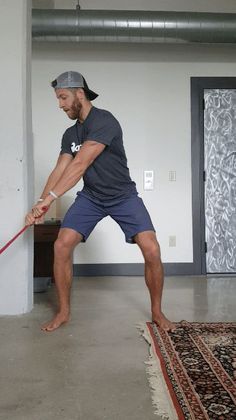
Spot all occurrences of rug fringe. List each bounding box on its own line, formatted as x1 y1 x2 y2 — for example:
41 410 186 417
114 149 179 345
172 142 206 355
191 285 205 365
137 323 178 420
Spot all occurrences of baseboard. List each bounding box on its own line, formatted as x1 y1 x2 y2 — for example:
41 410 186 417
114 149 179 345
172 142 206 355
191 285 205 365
73 263 195 277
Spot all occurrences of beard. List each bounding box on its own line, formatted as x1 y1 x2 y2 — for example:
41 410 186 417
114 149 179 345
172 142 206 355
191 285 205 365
66 97 82 120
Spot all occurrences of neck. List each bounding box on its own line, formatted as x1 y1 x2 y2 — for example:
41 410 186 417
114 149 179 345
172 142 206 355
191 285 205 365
78 101 93 123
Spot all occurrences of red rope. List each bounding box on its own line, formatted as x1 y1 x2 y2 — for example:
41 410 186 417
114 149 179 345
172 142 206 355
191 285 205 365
0 226 29 255
0 207 48 255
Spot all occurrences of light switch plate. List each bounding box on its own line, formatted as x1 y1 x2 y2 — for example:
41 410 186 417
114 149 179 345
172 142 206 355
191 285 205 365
169 171 176 182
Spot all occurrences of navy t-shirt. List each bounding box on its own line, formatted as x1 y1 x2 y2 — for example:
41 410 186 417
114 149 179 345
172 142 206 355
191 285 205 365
60 106 137 203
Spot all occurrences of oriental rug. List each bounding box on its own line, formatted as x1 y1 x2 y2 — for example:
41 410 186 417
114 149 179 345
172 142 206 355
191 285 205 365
139 321 236 419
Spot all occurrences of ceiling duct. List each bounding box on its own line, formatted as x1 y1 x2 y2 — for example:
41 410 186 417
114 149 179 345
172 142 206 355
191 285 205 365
32 9 236 44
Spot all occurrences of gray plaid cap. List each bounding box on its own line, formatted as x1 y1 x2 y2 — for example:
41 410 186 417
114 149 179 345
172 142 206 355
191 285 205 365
51 71 98 101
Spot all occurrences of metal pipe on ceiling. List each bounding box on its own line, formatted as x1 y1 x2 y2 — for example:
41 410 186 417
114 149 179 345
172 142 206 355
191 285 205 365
32 9 236 44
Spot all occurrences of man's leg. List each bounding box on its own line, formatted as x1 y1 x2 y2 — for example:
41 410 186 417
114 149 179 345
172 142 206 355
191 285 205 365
41 228 83 332
134 231 175 331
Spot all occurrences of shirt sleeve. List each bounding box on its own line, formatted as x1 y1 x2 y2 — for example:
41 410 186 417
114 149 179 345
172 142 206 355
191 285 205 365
85 112 120 146
60 126 75 155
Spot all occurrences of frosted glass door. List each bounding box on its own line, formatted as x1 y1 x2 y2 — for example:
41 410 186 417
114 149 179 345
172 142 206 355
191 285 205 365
204 89 236 273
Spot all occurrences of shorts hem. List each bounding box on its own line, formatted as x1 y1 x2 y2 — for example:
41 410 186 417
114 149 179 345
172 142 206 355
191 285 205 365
61 225 86 242
125 228 156 244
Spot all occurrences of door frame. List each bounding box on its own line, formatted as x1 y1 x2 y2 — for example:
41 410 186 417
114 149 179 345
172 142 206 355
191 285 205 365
191 77 236 275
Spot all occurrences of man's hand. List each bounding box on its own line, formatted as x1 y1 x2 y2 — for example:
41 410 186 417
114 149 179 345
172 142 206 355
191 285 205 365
25 211 45 226
31 202 50 218
25 200 51 226
25 211 37 226
34 214 45 225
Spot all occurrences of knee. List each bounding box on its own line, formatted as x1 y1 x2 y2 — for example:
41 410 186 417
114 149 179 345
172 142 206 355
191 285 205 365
142 241 161 264
54 236 72 258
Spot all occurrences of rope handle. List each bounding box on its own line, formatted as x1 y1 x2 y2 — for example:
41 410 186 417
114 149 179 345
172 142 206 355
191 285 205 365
0 206 48 255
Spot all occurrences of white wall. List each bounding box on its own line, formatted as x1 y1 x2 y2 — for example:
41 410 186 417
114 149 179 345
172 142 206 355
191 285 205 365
0 0 33 314
32 0 236 265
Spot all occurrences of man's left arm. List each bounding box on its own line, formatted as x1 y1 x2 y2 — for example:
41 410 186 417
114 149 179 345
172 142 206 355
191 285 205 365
32 140 105 216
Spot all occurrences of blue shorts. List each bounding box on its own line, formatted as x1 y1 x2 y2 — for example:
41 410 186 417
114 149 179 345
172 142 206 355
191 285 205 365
61 193 155 243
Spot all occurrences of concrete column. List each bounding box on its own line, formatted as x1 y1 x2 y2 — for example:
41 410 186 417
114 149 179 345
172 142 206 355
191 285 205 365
0 0 34 314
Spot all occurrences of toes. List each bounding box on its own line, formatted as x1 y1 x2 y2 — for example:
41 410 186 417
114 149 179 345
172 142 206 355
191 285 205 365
152 318 176 332
41 317 68 332
41 323 56 332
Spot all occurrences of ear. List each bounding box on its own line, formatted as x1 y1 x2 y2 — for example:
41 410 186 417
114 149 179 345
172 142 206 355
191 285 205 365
75 88 86 100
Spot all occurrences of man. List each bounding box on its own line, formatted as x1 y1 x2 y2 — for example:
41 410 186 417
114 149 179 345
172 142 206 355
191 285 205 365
26 71 175 333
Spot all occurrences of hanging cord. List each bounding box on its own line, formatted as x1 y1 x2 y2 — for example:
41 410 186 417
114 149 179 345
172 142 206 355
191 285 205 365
0 207 48 255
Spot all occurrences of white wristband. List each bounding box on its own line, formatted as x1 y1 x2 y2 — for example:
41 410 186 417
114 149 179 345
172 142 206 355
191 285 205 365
49 190 58 199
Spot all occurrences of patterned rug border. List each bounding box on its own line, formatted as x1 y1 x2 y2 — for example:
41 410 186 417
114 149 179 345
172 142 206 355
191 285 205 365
137 321 236 420
137 322 179 419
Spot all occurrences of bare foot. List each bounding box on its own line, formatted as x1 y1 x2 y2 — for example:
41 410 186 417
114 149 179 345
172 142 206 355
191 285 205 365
41 312 70 332
152 311 176 332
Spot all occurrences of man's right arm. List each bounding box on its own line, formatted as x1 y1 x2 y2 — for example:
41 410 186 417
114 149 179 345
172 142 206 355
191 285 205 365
25 153 73 225
39 153 73 200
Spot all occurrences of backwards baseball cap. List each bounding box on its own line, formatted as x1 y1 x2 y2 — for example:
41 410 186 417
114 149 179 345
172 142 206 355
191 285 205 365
51 71 98 101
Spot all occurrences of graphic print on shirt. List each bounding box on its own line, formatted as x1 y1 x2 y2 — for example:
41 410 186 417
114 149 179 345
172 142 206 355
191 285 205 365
71 142 82 154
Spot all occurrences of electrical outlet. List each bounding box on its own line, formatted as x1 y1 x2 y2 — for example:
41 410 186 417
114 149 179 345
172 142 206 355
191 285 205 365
169 236 176 247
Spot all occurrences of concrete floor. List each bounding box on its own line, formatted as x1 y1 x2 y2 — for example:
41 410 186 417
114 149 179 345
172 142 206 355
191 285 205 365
0 275 236 420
